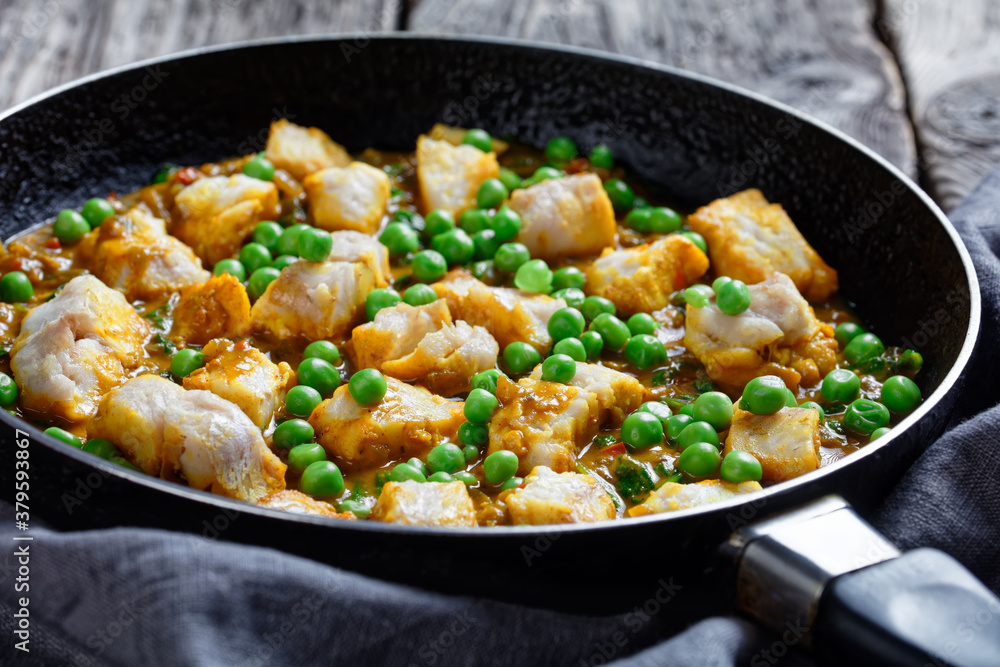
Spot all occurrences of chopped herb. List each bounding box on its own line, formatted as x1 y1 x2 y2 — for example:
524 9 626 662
614 454 656 504
663 394 697 410
825 419 845 435
382 163 404 177
374 471 391 496
153 333 177 355
693 372 715 394
44 284 65 301
651 369 668 386
592 434 618 449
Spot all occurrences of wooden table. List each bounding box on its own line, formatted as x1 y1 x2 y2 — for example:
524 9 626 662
1 0 997 212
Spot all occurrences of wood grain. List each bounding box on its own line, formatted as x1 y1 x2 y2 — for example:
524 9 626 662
0 0 401 111
408 0 918 177
881 0 1000 210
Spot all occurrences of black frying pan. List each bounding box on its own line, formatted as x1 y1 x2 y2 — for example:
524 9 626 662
0 36 992 665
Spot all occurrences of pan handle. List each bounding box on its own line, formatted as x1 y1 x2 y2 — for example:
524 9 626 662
723 496 1000 667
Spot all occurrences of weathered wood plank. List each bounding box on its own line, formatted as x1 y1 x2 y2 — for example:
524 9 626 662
0 0 401 112
881 0 1000 210
408 0 918 177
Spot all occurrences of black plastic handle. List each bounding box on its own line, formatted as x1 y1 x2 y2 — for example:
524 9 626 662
813 548 1000 667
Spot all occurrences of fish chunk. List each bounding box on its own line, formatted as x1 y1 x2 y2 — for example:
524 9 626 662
416 135 500 217
723 407 821 483
183 339 293 430
172 174 279 266
303 162 391 234
81 207 209 301
509 174 616 260
683 273 838 390
257 490 357 520
686 189 838 302
628 480 763 516
264 119 351 182
10 275 148 423
585 234 709 316
529 362 645 427
327 230 391 287
432 269 565 353
505 466 615 525
170 273 252 345
88 375 286 503
371 480 476 528
250 260 375 341
310 376 464 469
487 376 599 476
351 300 498 396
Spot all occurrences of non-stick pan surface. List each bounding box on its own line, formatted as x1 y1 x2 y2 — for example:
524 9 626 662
0 36 979 614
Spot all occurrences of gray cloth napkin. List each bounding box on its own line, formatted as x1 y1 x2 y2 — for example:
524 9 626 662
2 165 999 666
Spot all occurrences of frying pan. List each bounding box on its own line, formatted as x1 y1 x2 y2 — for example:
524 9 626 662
0 36 993 665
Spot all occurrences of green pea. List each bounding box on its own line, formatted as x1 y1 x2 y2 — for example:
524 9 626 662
171 348 206 378
665 414 694 442
880 375 921 413
712 276 732 293
288 443 326 472
491 206 522 242
150 163 174 184
428 442 466 474
581 296 616 321
548 307 586 342
500 476 523 491
498 168 523 192
273 419 315 450
253 221 284 251
580 330 604 360
843 398 891 435
471 259 494 281
800 401 825 420
550 268 583 293
379 222 421 256
303 340 341 365
604 179 635 211
464 388 498 424
213 258 247 282
276 224 310 257
494 242 531 273
53 210 90 244
821 369 861 404
834 322 864 348
678 442 721 477
785 387 798 408
624 334 666 370
720 451 763 483
459 421 489 446
461 129 493 152
649 207 681 233
111 456 141 471
545 136 578 163
45 426 81 448
678 231 707 254
525 166 562 187
408 457 428 477
300 460 344 497
684 284 714 308
239 242 272 273
675 421 720 451
471 369 505 394
621 411 663 449
286 385 322 417
432 229 475 265
741 375 788 415
298 357 340 396
243 155 275 181
348 369 387 406
389 462 426 483
403 284 438 307
870 426 892 441
473 229 502 261
638 401 673 425
460 208 493 235
692 391 734 431
483 450 519 485
83 438 119 460
589 312 631 351
625 207 652 232
589 144 614 169
412 250 448 282
454 470 478 486
716 280 751 316
297 227 333 262
514 259 553 293
339 498 370 518
899 349 923 372
477 178 509 209
462 445 480 467
0 372 17 407
678 404 695 417
627 313 658 336
247 267 280 300
540 354 576 384
843 333 885 364
424 209 455 238
81 198 115 228
552 287 586 309
552 337 587 362
503 341 542 375
366 288 402 321
426 471 454 483
0 272 34 302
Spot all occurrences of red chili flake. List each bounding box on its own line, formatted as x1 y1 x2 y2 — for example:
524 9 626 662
601 442 626 457
674 269 687 291
107 191 118 201
176 167 199 185
564 157 589 174
44 238 61 250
